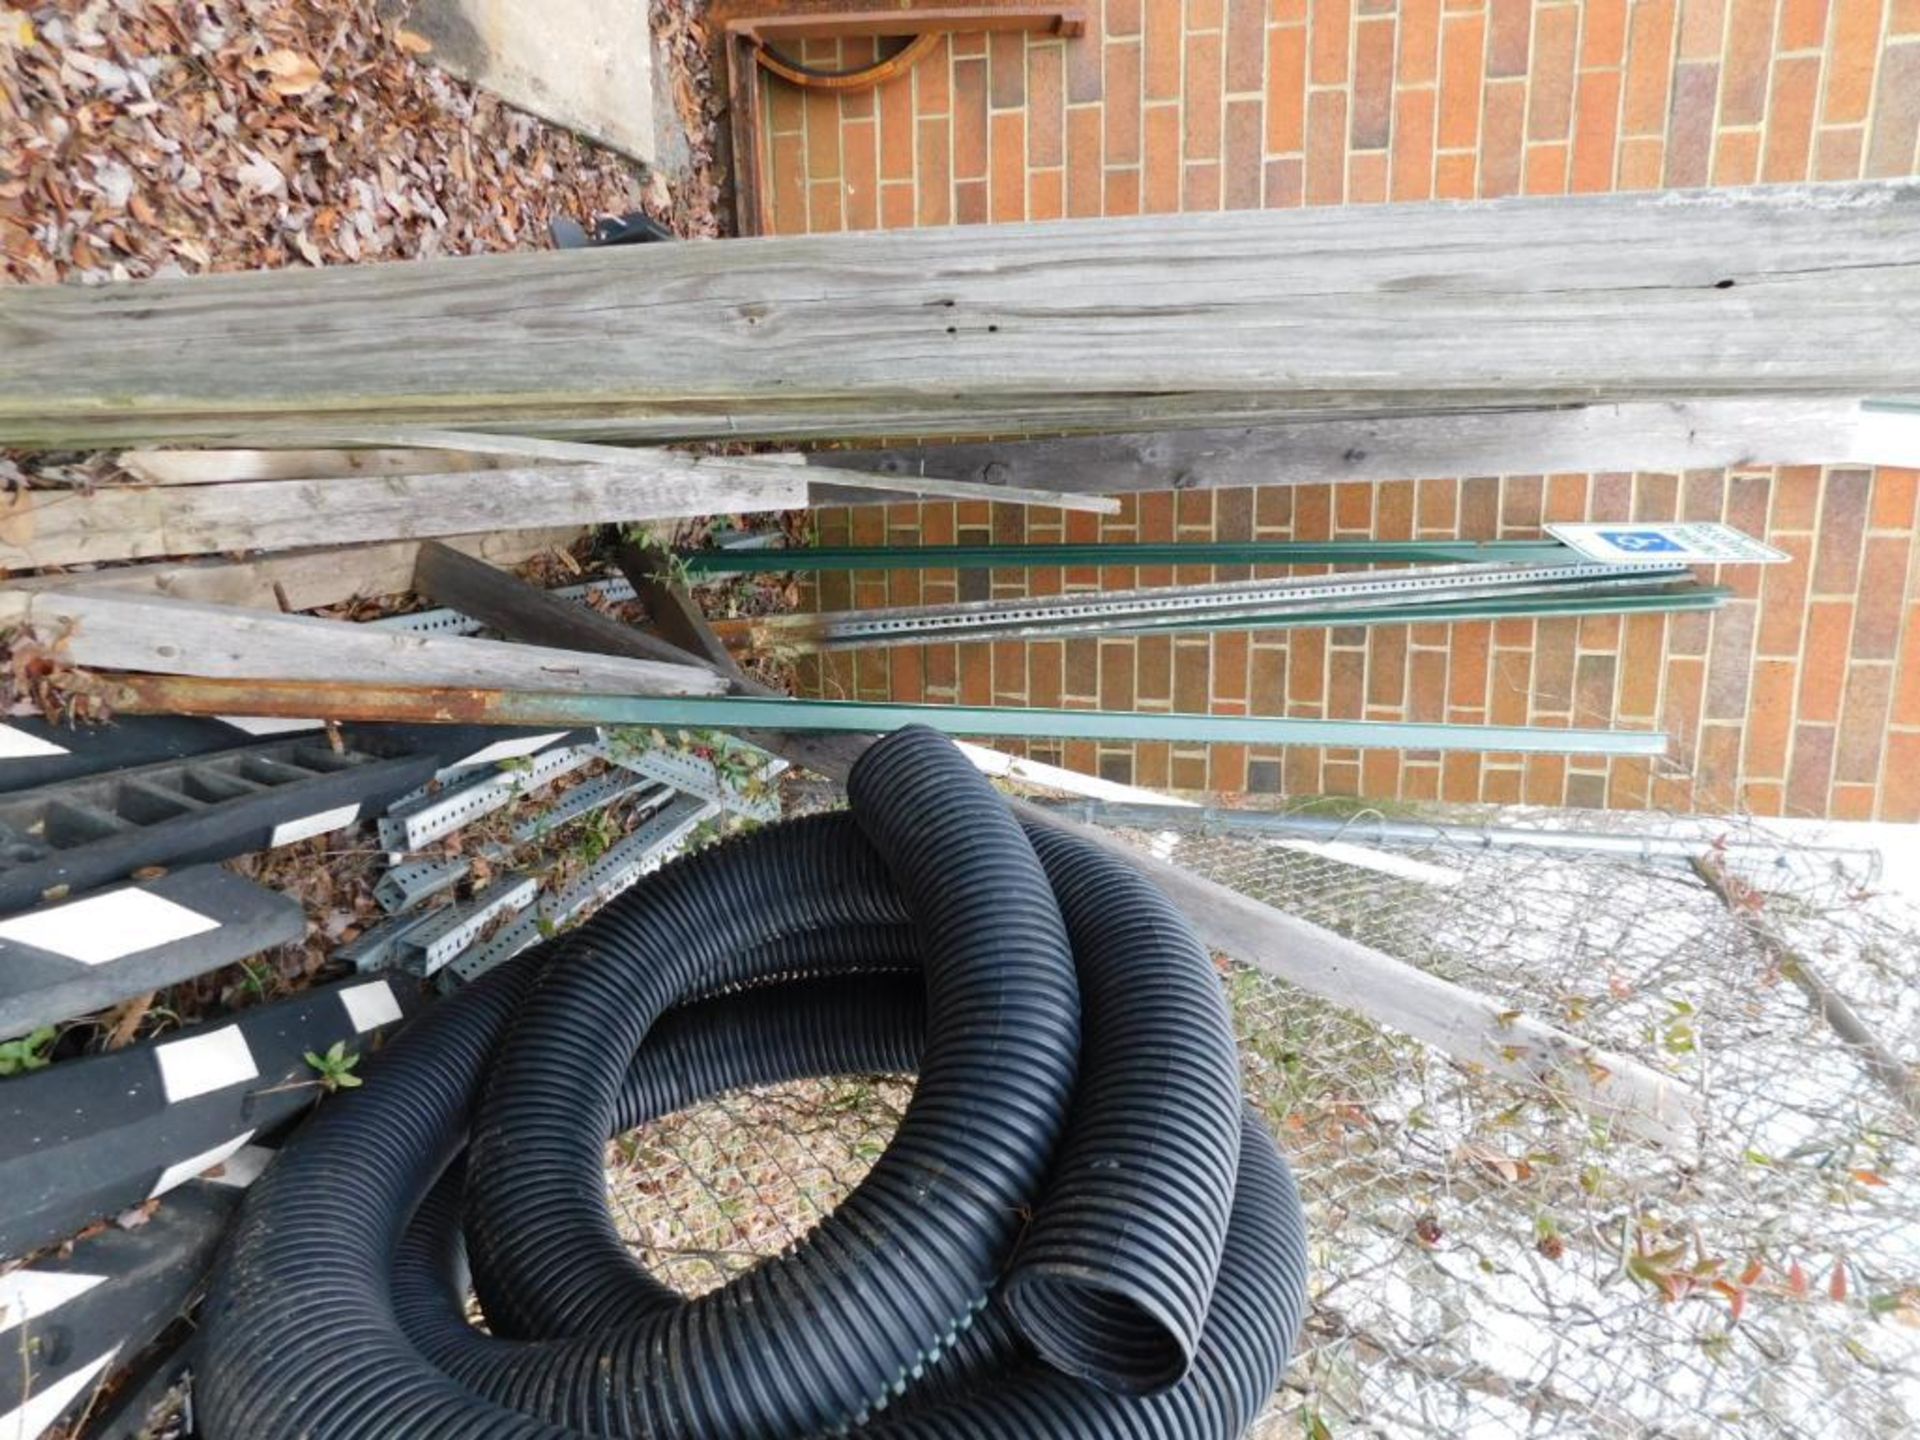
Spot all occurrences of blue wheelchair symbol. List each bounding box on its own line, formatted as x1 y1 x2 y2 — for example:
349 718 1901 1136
1598 531 1684 554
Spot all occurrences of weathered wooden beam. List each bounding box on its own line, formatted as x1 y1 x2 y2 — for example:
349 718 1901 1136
115 448 515 485
803 398 1902 498
614 542 739 670
4 529 585 609
0 589 725 696
411 540 695 668
3 184 1915 448
0 456 805 571
123 434 1121 513
610 540 871 773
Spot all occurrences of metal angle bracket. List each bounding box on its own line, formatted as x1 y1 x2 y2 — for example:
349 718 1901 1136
373 856 470 914
604 745 784 822
377 745 599 851
337 906 444 973
397 875 540 976
511 772 667 843
443 796 718 988
370 577 639 639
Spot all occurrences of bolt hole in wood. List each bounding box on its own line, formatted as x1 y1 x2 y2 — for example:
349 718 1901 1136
1714 279 1736 289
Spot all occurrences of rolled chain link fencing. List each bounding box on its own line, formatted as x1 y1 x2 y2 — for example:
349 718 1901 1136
603 803 1920 1439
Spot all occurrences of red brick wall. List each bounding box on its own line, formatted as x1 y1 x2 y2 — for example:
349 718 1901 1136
772 2 1920 820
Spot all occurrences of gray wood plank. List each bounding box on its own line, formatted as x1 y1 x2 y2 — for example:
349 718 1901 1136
0 455 804 571
0 589 727 696
412 540 698 668
804 398 1885 497
125 433 1120 513
2 184 1916 448
116 447 516 484
5 528 587 610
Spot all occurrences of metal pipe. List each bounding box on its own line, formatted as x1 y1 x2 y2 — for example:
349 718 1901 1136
1033 798 1877 870
105 675 1669 757
681 540 1585 573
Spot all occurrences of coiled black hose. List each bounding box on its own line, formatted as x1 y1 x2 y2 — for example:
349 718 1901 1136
197 727 1309 1439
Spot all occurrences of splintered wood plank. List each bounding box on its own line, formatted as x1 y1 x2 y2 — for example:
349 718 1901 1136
0 589 726 696
4 529 586 610
115 448 516 485
1 183 1914 448
0 456 806 571
125 434 1121 512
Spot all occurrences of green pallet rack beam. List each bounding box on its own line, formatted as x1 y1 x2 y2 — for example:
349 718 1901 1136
110 676 1668 758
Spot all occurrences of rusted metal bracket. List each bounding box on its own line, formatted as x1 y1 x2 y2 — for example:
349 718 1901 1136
717 2 1088 235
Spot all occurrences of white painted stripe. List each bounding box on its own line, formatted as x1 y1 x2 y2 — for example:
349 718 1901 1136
0 1271 105 1338
0 727 67 760
456 732 568 768
0 888 220 967
154 1026 258 1103
217 714 324 735
0 1345 118 1440
201 1143 274 1190
269 802 361 848
148 1131 255 1200
338 980 403 1034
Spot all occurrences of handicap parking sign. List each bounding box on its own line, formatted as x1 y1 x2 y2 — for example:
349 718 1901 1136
1545 522 1789 566
1597 531 1685 554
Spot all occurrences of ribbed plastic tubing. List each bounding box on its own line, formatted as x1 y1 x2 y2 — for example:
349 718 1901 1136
196 727 1309 1439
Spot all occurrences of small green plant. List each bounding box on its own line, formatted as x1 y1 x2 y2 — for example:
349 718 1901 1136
575 807 620 865
0 1027 55 1076
304 1040 363 1092
620 527 696 591
236 957 276 1003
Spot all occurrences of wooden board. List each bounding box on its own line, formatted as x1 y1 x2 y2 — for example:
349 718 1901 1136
806 398 1887 497
0 456 806 571
0 589 726 696
412 540 700 669
4 528 585 610
3 183 1916 448
116 448 517 485
615 541 738 670
188 431 1121 512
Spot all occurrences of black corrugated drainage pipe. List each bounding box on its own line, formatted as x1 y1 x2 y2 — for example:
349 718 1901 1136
196 727 1309 1439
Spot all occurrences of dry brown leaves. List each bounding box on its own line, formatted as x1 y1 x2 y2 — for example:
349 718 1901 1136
652 0 728 239
0 0 659 286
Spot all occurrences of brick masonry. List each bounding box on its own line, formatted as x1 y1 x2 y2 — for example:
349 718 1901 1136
769 1 1920 820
